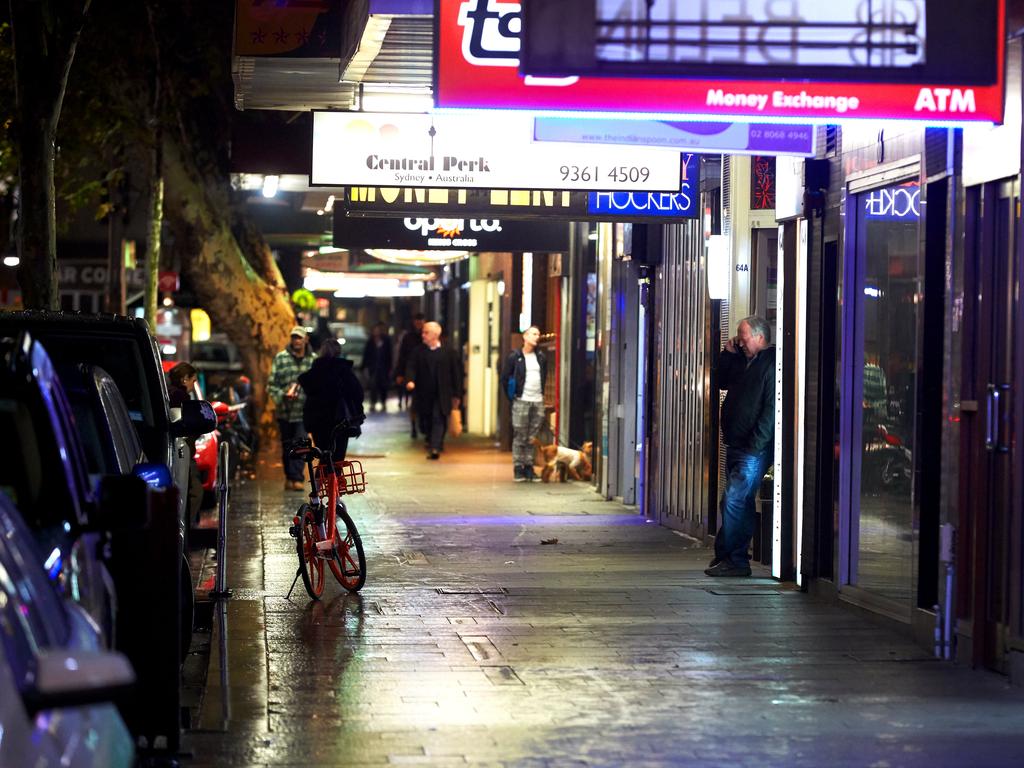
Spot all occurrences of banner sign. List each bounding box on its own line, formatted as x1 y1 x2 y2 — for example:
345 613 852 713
436 0 1006 124
534 118 815 156
311 111 683 191
334 215 570 251
341 185 700 221
233 0 342 58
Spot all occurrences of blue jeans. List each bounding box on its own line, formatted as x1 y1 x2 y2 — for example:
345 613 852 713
278 419 307 482
715 447 772 568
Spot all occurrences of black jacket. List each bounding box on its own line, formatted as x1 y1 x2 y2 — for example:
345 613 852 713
499 348 547 402
298 356 364 436
718 346 775 455
406 344 463 415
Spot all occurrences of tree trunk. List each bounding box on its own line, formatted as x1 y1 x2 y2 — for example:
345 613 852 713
144 145 163 332
14 121 58 308
8 0 91 309
161 134 293 426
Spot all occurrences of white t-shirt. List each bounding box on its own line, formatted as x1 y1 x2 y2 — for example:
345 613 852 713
521 352 544 402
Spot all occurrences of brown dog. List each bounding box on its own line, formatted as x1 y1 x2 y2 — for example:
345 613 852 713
531 438 593 482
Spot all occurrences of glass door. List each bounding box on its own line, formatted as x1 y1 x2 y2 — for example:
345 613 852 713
843 179 922 612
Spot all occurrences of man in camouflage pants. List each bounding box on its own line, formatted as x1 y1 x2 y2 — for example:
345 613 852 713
268 326 315 490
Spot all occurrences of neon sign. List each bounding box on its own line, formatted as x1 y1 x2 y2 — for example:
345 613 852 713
864 184 921 221
435 0 1006 124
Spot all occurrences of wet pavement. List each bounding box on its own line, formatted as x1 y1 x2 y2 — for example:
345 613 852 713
184 408 1024 767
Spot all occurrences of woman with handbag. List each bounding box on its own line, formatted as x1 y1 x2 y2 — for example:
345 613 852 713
298 339 365 461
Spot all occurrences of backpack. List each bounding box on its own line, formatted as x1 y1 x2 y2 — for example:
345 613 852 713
335 392 365 437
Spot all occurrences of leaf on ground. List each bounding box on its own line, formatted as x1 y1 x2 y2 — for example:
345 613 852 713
540 538 559 545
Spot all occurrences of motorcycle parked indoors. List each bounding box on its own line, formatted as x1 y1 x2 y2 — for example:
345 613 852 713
863 423 913 494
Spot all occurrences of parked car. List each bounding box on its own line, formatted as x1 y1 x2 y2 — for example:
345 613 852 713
60 362 196 657
0 334 119 641
0 312 216 752
0 491 136 768
328 321 369 360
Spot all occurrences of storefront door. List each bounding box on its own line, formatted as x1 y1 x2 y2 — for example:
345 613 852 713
840 175 922 617
960 179 1020 672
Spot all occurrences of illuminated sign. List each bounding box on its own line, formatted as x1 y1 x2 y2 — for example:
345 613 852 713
534 118 815 156
864 183 921 221
311 111 683 191
334 214 570 251
572 1 927 74
587 152 697 218
435 0 1006 124
340 183 698 222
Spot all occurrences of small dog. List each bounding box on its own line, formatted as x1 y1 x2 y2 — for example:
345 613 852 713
531 438 593 482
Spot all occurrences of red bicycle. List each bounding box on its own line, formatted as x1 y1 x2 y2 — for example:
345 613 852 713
286 431 367 599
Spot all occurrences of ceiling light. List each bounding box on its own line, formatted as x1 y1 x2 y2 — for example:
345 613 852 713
262 174 280 198
365 248 470 267
2 255 19 267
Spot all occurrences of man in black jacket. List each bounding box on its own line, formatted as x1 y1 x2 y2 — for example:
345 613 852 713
499 326 547 481
706 316 775 577
405 321 463 459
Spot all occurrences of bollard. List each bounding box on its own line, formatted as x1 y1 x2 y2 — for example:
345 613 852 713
210 440 232 599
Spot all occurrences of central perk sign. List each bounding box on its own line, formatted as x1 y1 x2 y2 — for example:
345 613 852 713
311 111 683 192
435 0 1006 124
340 153 699 221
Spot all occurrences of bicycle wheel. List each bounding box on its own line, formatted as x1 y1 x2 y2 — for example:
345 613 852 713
328 503 366 592
296 505 325 599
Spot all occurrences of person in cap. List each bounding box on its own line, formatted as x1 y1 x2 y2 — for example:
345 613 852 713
268 325 316 490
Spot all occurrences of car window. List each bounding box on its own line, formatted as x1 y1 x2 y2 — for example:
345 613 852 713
98 377 143 474
35 335 154 429
0 502 71 684
0 398 79 528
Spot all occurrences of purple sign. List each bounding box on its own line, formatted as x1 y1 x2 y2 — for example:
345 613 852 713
533 118 816 157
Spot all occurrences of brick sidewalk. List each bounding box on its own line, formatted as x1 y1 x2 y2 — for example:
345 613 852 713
184 409 1024 767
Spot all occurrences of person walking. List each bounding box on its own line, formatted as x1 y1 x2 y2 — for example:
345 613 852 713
405 320 463 460
166 362 204 522
361 322 393 413
394 313 426 437
706 316 775 577
299 338 365 461
500 326 548 482
268 326 315 490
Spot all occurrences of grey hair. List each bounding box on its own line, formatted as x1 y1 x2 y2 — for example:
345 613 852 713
741 315 771 344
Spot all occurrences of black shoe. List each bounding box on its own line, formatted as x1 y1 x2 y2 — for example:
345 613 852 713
427 451 440 460
514 466 527 483
704 561 752 577
708 556 723 569
523 467 538 482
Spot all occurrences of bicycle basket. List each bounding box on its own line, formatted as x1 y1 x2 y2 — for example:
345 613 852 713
334 459 366 495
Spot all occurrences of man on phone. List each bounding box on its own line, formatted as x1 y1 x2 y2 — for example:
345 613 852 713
269 326 315 490
706 316 775 577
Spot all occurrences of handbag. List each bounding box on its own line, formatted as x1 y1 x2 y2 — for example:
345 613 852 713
449 408 463 438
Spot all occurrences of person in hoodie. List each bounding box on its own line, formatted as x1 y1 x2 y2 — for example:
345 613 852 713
298 338 365 463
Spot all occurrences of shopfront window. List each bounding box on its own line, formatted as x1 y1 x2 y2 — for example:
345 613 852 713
851 181 921 606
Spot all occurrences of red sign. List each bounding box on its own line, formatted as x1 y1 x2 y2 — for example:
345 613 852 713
435 0 1007 124
158 271 180 294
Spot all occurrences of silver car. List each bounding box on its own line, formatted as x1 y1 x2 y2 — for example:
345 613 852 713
0 493 135 767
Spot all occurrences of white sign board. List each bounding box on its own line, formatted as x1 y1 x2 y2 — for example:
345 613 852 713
311 111 682 192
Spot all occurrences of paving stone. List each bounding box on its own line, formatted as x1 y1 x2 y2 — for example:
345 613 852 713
184 410 1024 767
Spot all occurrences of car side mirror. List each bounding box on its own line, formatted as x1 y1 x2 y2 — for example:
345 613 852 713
170 399 217 438
93 474 152 531
23 649 136 715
